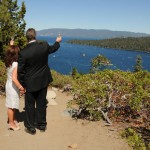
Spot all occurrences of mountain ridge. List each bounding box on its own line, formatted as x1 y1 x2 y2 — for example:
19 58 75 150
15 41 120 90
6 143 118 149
37 28 150 39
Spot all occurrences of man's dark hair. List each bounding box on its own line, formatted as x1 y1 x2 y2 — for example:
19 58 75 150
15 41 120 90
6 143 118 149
26 28 36 42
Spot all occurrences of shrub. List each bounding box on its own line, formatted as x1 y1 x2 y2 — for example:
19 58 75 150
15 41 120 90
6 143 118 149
50 70 74 89
69 70 150 126
0 60 6 95
121 128 147 150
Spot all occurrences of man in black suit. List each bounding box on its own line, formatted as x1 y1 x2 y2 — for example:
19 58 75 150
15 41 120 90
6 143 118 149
18 28 62 135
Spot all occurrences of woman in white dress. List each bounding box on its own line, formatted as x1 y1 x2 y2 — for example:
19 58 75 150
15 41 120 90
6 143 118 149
4 40 25 131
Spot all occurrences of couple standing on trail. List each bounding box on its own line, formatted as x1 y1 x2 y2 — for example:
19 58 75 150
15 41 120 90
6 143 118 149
4 28 62 134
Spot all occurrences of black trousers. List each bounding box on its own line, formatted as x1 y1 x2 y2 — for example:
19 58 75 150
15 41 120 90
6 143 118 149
25 87 48 129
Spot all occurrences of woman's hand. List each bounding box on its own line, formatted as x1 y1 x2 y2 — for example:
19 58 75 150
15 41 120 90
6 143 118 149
19 87 26 96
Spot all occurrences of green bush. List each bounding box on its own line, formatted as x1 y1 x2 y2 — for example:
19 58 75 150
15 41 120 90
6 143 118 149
69 70 150 124
121 128 147 150
0 60 6 95
50 70 74 89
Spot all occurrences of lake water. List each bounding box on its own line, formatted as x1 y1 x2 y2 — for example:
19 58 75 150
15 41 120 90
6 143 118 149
37 36 150 75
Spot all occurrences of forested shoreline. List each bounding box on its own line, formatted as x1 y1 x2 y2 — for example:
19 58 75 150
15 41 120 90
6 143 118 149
67 37 150 52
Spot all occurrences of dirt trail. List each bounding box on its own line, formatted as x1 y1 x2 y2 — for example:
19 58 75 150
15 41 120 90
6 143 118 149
0 88 130 150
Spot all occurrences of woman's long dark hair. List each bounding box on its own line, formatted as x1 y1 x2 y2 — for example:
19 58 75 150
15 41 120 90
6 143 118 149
4 45 20 68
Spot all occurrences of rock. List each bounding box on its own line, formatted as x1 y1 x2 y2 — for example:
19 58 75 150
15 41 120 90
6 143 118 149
47 98 57 105
59 89 64 92
47 90 56 99
63 84 72 92
51 87 59 91
68 144 78 149
47 90 57 105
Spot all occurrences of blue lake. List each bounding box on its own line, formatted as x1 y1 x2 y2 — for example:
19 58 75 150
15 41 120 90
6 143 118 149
37 36 150 75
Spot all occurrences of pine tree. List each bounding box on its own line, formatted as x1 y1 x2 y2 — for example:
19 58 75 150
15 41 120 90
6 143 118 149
0 0 27 58
134 55 143 72
71 67 78 78
90 54 111 73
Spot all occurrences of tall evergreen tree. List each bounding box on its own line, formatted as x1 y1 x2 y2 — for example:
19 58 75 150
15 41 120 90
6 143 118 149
134 55 143 72
0 0 26 58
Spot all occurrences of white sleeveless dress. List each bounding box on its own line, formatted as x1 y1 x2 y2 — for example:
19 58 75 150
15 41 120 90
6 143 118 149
5 62 19 109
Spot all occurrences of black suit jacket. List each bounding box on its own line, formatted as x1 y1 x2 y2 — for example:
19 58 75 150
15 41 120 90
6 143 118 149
18 41 60 92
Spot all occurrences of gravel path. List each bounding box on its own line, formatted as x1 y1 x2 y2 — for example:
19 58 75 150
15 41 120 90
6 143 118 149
0 88 130 150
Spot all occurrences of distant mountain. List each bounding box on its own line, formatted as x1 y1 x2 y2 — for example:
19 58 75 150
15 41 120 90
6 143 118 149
37 28 150 39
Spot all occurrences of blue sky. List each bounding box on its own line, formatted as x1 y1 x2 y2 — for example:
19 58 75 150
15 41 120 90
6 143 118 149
18 0 150 34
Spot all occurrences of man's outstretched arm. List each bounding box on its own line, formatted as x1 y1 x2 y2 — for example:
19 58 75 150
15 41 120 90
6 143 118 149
48 36 62 54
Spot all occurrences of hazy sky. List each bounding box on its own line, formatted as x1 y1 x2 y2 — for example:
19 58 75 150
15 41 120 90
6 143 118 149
18 0 150 34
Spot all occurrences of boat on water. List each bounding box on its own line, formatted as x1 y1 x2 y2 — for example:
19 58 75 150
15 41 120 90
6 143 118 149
82 53 85 57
